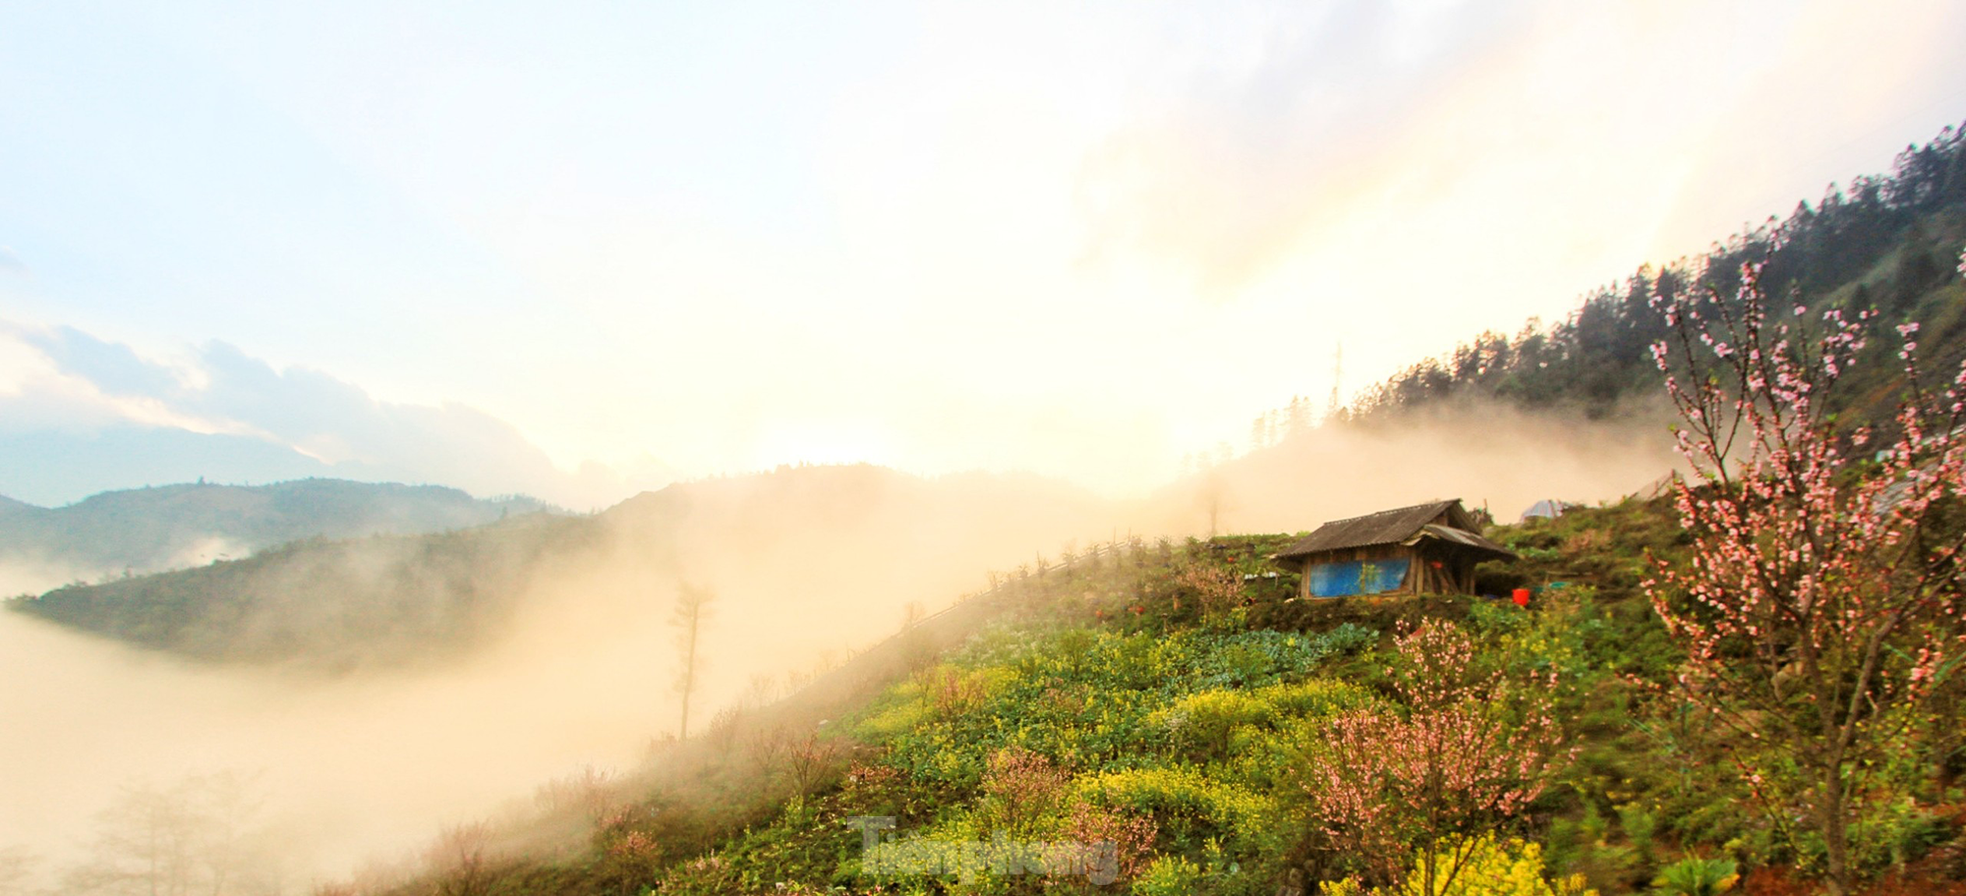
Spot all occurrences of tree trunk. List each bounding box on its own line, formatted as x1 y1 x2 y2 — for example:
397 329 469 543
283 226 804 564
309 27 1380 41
678 610 698 739
671 583 713 740
1819 767 1850 896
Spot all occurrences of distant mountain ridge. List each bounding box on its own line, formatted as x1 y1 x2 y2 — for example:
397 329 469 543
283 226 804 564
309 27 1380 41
0 478 556 586
5 464 1118 670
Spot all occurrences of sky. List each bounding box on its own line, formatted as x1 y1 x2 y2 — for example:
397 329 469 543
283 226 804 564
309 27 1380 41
3 0 1966 508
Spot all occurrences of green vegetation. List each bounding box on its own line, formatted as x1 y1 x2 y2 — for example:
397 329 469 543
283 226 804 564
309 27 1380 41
1650 857 1738 896
314 172 1966 889
1243 121 1966 437
312 501 1962 895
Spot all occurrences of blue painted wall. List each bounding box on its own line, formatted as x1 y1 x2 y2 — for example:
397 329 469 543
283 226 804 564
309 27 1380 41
1306 558 1410 597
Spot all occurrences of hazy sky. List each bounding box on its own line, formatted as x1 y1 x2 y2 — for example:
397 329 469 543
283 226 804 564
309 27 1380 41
4 0 1965 506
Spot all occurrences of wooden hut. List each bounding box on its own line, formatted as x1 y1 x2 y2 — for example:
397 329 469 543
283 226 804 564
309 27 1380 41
1270 499 1515 598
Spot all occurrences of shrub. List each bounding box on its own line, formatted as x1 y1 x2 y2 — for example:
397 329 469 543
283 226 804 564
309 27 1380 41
1131 855 1202 896
1650 856 1739 895
1075 766 1276 855
1320 836 1595 896
1295 620 1570 892
1066 799 1158 883
1256 678 1374 719
977 747 1071 837
1399 836 1596 896
1154 690 1277 762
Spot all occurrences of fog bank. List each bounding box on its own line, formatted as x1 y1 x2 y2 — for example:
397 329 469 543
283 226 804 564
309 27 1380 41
0 409 1681 887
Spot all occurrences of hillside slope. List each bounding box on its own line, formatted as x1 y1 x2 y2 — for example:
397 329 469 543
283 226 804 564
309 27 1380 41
315 500 1961 896
5 465 1120 670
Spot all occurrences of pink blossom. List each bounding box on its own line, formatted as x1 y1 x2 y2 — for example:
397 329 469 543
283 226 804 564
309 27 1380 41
1644 245 1966 891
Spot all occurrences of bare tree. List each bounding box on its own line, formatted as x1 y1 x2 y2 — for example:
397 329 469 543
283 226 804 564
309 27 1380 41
747 724 791 784
669 582 715 740
742 672 781 708
424 821 494 896
784 730 844 797
533 765 619 824
74 784 198 895
340 854 416 896
196 772 268 896
61 773 275 896
1195 471 1235 538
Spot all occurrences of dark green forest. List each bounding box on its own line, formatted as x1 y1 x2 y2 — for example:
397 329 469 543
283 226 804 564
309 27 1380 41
1332 124 1966 424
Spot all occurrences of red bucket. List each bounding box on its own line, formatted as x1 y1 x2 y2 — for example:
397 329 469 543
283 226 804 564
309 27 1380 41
1511 588 1531 607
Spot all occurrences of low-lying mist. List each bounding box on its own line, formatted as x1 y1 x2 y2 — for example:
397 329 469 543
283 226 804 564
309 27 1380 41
1158 398 1683 536
0 466 1124 890
0 401 1680 890
0 558 85 600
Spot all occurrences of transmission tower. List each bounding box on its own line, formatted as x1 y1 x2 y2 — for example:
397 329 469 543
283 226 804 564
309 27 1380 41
1325 341 1343 421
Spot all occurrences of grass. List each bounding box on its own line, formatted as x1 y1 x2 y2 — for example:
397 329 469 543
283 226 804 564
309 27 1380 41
341 498 1964 896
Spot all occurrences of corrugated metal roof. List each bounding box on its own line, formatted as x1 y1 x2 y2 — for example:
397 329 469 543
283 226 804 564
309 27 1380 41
1274 500 1461 558
1409 524 1516 561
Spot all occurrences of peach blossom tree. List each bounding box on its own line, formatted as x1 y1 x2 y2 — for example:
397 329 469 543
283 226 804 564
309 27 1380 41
1301 620 1567 895
1643 249 1966 894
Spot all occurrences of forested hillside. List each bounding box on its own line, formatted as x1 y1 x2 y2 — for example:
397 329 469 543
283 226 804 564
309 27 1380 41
1300 123 1966 426
0 478 552 584
5 466 1117 670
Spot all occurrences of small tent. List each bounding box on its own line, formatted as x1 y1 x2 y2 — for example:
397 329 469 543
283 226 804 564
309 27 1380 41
1519 499 1578 522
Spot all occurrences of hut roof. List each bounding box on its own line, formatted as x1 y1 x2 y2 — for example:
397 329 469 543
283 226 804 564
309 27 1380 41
1276 500 1461 557
1413 524 1515 559
1274 499 1515 563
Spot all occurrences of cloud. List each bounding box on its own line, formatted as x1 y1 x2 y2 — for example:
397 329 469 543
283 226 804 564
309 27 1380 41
1073 0 1966 308
17 324 186 400
0 320 653 507
0 246 26 276
1076 0 1531 296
